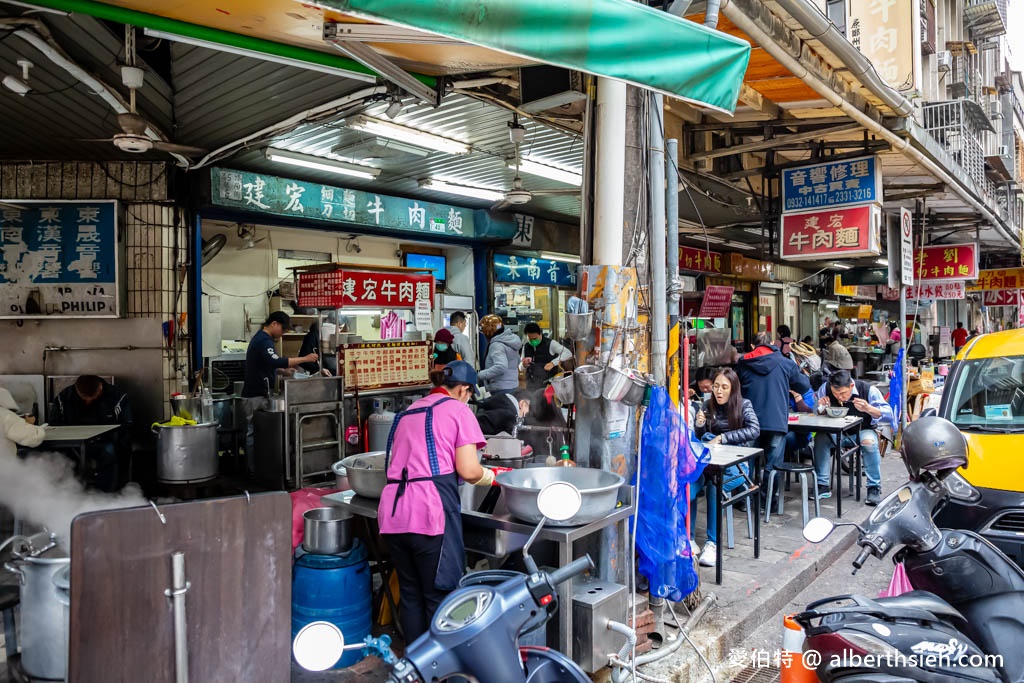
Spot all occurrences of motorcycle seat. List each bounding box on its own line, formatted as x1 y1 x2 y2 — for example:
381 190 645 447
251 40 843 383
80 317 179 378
875 590 966 625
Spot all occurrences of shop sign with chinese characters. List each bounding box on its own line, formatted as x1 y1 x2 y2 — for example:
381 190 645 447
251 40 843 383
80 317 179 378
296 269 434 309
983 289 1022 306
698 285 734 318
211 168 476 238
338 341 430 391
847 0 919 92
493 253 577 287
678 246 722 274
966 267 1024 292
780 204 881 261
0 200 120 318
913 243 978 282
781 156 882 212
905 281 965 300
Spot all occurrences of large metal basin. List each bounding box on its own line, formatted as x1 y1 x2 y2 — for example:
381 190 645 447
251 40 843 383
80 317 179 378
496 467 624 527
339 452 387 499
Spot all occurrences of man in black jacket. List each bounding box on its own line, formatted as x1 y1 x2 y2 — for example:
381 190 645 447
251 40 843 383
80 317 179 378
50 375 132 491
737 332 811 508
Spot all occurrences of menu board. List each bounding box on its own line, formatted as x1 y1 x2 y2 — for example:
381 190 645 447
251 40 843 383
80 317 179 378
338 341 430 391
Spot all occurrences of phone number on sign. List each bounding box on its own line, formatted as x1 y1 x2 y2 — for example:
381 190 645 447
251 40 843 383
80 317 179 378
785 188 873 210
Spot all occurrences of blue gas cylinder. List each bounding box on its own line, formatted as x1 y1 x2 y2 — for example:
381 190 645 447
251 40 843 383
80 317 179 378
292 539 372 668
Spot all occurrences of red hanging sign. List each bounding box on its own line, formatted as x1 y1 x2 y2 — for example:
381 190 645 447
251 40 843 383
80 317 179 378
678 246 723 274
779 204 881 260
983 289 1021 306
698 285 734 318
297 269 434 309
913 243 978 282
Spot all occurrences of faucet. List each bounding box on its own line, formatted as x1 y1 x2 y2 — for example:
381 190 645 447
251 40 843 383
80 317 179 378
511 416 524 439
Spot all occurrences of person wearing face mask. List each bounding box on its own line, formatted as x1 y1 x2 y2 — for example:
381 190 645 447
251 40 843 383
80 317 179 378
521 323 573 391
691 368 760 567
377 361 492 641
431 328 460 368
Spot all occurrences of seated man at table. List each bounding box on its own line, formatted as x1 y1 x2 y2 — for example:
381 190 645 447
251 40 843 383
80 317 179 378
50 375 132 491
811 370 893 507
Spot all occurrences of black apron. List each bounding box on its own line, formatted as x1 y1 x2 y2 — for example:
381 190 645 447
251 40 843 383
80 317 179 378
384 396 464 591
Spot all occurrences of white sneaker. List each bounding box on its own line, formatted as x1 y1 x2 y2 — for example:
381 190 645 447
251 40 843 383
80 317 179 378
690 542 702 558
699 541 717 567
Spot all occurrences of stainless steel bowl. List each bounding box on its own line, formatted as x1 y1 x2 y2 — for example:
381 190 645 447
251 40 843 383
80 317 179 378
302 507 353 555
496 466 624 526
340 452 388 498
331 461 350 491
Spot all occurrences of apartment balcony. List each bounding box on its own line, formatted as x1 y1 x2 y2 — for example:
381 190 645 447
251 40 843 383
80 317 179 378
965 0 1008 39
921 100 994 191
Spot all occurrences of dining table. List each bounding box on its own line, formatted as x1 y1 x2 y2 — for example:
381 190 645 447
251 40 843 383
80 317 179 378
785 413 863 517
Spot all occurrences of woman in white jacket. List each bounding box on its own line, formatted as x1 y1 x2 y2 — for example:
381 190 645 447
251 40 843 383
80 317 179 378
0 387 46 460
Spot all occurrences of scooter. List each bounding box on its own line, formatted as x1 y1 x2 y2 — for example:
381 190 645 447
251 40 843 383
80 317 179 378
795 464 1024 682
293 480 596 682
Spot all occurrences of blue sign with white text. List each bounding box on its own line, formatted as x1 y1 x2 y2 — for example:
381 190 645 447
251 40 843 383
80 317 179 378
781 156 881 212
494 253 577 287
0 202 116 283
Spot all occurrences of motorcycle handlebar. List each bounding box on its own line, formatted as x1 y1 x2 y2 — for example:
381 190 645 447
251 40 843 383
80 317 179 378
852 546 872 571
548 555 595 586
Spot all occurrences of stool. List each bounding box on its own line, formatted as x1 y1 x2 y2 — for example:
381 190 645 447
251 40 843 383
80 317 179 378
0 584 19 675
764 463 819 526
723 496 755 549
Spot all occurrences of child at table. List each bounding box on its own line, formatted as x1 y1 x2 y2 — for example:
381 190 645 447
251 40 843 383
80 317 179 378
690 368 760 568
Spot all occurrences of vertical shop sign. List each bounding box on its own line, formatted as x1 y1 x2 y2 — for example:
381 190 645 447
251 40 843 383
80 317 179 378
780 204 881 260
913 243 978 282
0 200 119 318
847 0 919 92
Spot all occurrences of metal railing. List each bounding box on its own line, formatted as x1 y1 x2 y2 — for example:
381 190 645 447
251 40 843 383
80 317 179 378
921 100 988 191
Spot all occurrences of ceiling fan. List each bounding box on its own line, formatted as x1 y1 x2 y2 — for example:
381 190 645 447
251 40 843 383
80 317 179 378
490 117 580 211
201 234 228 265
83 28 205 157
236 224 267 251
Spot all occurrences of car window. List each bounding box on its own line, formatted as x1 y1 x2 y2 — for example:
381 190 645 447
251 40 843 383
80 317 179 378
947 356 1024 432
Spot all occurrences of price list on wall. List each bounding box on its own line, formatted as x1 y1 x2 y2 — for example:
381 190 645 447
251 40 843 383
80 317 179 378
339 341 431 391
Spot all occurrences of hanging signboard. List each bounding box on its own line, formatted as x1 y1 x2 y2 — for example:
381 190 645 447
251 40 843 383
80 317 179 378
678 246 723 274
698 285 734 318
338 341 430 391
983 289 1021 306
1019 292 1024 328
900 207 914 287
0 200 120 318
838 305 873 320
780 156 882 212
493 253 577 287
905 281 965 300
847 0 919 93
967 267 1024 292
780 204 881 261
211 168 477 239
296 269 434 309
913 243 978 282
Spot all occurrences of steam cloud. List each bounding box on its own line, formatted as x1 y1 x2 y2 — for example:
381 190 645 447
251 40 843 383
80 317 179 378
0 452 147 547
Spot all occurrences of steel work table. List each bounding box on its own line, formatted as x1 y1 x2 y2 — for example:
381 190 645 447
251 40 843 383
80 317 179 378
786 414 862 517
321 485 634 662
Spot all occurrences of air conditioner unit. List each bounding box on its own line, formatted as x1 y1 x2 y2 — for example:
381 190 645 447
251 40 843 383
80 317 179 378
936 51 952 72
989 100 1003 119
998 145 1010 157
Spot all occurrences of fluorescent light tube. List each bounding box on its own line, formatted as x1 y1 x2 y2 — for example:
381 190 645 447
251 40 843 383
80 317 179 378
831 263 852 270
265 148 380 180
419 179 504 201
143 29 376 82
536 251 581 263
347 116 470 155
876 258 889 265
511 158 582 186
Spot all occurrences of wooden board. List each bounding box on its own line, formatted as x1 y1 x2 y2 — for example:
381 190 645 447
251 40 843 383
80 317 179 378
69 493 292 682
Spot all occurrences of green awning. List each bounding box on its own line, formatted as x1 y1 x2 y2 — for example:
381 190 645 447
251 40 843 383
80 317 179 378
319 0 751 114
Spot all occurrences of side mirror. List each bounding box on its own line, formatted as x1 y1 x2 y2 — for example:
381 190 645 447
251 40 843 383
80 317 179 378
523 482 583 573
293 621 345 671
803 517 835 544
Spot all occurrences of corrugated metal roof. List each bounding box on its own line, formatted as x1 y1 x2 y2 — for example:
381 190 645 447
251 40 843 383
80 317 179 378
227 93 583 221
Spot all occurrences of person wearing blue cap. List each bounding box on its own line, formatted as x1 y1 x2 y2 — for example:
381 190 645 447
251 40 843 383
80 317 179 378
377 360 494 641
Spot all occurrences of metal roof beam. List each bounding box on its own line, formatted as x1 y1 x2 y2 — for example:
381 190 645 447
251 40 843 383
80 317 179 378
324 22 439 105
690 122 862 160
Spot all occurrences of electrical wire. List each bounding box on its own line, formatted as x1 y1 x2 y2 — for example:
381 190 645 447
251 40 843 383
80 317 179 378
666 602 718 683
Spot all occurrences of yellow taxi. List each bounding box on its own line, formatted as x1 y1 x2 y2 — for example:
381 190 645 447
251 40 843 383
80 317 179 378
935 329 1024 564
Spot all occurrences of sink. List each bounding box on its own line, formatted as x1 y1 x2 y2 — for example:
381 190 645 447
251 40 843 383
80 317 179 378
459 484 528 557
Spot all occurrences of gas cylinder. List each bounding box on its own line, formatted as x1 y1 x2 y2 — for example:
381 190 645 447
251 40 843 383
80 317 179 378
367 398 396 453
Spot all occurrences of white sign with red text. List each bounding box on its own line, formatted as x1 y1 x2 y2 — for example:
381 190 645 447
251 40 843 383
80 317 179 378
905 281 965 300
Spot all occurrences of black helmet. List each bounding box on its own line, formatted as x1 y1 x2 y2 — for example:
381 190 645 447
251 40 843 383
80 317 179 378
900 416 967 478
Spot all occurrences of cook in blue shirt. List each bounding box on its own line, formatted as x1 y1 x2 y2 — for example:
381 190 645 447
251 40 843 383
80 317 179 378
241 311 319 473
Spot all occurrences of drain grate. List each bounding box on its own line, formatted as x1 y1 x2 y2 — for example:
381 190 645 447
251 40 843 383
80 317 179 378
729 665 781 683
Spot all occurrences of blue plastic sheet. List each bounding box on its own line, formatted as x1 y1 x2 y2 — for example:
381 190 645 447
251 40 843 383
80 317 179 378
888 349 904 427
634 387 709 601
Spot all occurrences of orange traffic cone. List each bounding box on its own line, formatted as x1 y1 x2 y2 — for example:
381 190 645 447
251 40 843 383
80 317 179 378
780 615 819 682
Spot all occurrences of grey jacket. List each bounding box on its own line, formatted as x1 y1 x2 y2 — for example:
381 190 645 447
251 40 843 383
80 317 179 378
477 328 522 392
695 398 760 446
444 325 476 368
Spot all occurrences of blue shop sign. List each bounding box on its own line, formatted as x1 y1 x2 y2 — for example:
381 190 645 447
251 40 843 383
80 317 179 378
0 200 120 318
494 253 577 287
781 156 882 212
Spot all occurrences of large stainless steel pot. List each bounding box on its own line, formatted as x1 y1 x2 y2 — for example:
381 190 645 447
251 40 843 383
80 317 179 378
3 533 69 681
495 467 624 526
211 394 243 431
340 452 387 498
302 507 353 555
154 422 219 483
